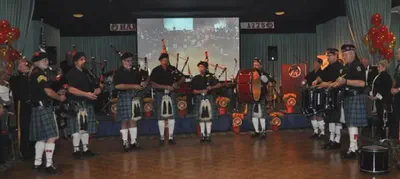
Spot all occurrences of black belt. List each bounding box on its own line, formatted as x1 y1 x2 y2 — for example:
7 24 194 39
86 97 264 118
344 89 363 98
31 100 51 107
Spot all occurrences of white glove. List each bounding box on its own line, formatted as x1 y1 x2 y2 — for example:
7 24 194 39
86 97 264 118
260 75 269 83
376 93 383 100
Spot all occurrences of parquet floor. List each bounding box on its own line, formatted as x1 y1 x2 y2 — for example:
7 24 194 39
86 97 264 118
2 131 400 179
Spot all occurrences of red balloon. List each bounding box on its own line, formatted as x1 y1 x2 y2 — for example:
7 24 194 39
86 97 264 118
0 20 10 30
373 38 384 49
379 48 386 56
387 32 394 42
9 28 20 40
7 49 19 61
384 49 394 59
379 25 389 34
371 13 382 27
369 27 379 40
0 35 6 44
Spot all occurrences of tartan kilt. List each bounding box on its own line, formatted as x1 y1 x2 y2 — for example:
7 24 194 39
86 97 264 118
29 106 58 141
67 104 97 135
249 98 267 118
116 91 142 122
344 94 368 127
154 91 177 120
193 94 218 122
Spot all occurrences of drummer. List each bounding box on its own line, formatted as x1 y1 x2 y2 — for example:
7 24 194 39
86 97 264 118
250 57 273 139
303 58 324 139
312 48 345 150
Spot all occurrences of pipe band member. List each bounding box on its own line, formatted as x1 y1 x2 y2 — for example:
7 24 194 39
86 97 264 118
30 51 66 174
114 52 148 152
150 51 185 146
250 58 272 139
191 61 222 143
66 52 100 159
333 44 367 159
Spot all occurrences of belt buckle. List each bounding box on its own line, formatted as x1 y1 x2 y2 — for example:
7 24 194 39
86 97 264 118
39 101 43 106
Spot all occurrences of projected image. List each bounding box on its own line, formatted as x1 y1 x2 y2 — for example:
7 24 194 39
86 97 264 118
137 17 239 79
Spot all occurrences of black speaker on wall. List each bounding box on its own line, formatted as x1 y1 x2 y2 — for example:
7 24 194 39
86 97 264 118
45 46 57 65
268 46 278 61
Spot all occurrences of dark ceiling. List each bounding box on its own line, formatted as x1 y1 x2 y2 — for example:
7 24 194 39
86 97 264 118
32 0 400 37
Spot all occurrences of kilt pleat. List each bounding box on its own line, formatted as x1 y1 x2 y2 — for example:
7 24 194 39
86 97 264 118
67 104 97 135
193 94 218 122
117 91 143 122
154 91 177 120
343 94 368 127
30 106 58 141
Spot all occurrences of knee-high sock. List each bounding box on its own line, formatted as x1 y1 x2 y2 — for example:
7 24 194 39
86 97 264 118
72 132 80 152
252 117 259 133
349 127 358 152
260 118 266 131
120 129 128 144
158 120 165 139
129 127 137 144
34 141 45 166
45 143 55 167
199 122 205 136
80 132 89 152
328 123 335 141
168 119 175 139
318 120 325 135
311 119 318 134
335 123 343 143
206 122 212 136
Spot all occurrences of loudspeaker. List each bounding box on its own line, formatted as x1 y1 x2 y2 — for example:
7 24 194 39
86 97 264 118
45 46 57 65
268 46 278 61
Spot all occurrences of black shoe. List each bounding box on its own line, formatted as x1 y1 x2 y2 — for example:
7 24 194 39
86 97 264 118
327 142 341 150
206 136 212 143
260 131 267 139
73 151 83 159
130 143 143 150
45 165 61 175
321 140 334 149
123 143 130 152
200 136 206 143
342 151 357 159
32 164 42 171
309 133 319 139
251 132 260 138
159 139 165 146
168 139 176 145
82 150 97 157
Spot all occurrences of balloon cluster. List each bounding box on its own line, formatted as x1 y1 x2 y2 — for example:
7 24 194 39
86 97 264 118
0 20 22 73
363 13 397 60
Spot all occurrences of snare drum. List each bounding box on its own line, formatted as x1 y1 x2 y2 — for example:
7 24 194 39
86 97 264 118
236 69 262 103
359 145 389 174
311 88 328 114
301 87 314 116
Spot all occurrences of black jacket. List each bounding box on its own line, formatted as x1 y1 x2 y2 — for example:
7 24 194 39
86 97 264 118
372 71 392 107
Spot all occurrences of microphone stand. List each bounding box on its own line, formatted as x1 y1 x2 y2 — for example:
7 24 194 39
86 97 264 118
379 109 400 169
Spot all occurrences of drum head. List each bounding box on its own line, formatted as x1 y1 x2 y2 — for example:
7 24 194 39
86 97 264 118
362 145 388 152
252 78 261 102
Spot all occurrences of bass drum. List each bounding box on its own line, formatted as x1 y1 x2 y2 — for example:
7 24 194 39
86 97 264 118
236 69 261 103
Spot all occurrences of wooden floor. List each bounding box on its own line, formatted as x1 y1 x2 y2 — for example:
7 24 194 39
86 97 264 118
2 131 400 179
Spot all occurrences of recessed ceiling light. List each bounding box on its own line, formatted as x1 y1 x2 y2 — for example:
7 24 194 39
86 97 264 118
73 14 84 18
275 11 285 16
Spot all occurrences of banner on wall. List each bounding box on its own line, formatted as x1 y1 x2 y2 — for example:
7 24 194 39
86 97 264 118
109 24 137 32
281 63 307 113
240 22 274 29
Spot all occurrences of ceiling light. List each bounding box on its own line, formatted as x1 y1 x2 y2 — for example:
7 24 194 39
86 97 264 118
73 14 84 18
275 11 285 16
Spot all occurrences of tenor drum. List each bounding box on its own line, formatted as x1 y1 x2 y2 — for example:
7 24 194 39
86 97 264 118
236 69 262 103
359 145 389 174
311 88 328 114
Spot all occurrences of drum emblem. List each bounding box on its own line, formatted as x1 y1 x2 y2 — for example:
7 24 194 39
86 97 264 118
287 98 296 106
177 100 187 110
144 103 153 112
288 65 301 78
